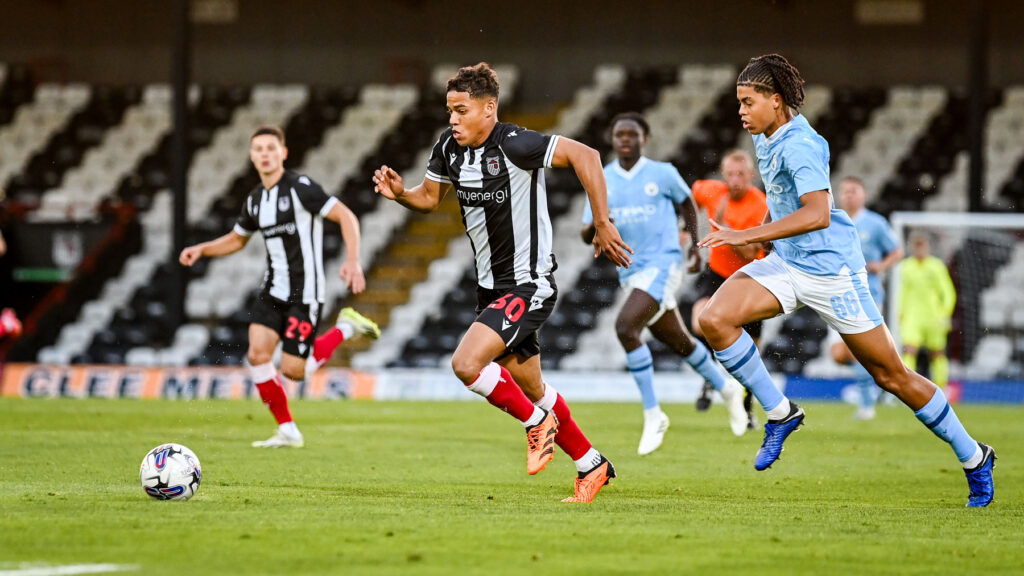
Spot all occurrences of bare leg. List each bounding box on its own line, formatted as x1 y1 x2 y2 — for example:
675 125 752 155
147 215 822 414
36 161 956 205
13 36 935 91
841 323 988 482
651 306 747 436
614 289 660 351
840 325 933 409
690 296 711 339
647 307 696 357
698 274 782 350
698 273 788 415
450 322 542 424
615 290 662 413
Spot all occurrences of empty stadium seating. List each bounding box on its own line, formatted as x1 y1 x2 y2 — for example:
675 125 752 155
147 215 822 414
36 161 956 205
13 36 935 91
4 59 1024 381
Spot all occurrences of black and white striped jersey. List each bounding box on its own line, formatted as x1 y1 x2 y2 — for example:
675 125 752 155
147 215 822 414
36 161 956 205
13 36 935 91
426 122 559 291
234 170 339 304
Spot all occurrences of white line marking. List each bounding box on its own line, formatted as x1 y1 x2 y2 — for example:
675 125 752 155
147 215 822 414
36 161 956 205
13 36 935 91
0 564 138 576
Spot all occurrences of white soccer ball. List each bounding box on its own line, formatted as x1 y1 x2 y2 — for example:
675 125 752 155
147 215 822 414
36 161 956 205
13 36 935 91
139 443 202 501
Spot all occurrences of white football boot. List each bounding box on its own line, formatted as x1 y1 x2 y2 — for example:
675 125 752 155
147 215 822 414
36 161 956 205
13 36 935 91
721 380 749 437
252 429 304 448
637 409 670 455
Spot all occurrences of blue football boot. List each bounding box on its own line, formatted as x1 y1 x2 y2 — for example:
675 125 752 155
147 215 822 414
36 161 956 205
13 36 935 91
964 442 996 508
754 403 804 471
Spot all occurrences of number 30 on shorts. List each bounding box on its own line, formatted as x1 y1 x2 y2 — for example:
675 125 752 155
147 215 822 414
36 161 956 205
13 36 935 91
488 293 526 322
830 291 861 320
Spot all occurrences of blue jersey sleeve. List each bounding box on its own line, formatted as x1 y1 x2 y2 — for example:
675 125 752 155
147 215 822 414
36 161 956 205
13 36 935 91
787 138 831 196
664 164 691 203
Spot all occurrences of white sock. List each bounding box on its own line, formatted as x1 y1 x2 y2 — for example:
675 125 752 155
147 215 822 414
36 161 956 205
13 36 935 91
338 322 355 340
764 397 792 421
279 421 301 437
466 363 501 397
249 362 277 384
574 448 602 473
643 406 663 420
523 406 545 428
962 444 984 469
305 355 321 379
534 383 557 411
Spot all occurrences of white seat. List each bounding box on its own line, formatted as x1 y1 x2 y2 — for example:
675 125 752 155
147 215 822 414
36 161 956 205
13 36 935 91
38 346 73 365
126 347 159 366
159 348 193 367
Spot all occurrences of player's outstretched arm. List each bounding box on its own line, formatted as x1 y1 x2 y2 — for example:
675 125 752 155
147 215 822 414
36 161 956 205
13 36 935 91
700 189 830 249
0 229 6 256
325 201 366 294
178 231 249 266
372 165 450 214
551 137 633 267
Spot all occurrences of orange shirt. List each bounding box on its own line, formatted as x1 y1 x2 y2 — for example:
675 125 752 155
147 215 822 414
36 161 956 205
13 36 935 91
692 180 768 278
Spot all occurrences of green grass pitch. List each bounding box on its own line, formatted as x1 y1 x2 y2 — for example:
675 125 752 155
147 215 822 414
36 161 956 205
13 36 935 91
1 398 1021 575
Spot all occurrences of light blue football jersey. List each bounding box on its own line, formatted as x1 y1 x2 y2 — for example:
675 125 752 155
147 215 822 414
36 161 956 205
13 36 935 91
753 115 865 276
852 208 899 303
582 156 691 280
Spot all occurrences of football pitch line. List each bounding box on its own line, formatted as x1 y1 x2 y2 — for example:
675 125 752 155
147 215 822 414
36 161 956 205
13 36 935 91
0 565 137 576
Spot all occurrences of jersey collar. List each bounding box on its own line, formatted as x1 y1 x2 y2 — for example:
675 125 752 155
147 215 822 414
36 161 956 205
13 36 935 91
764 114 805 146
613 156 648 180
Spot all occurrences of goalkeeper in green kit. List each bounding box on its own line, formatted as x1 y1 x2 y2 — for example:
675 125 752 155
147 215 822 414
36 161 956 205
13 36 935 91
899 231 956 388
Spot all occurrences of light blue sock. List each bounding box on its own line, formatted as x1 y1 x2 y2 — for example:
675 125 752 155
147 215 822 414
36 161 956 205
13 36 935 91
626 344 658 410
685 342 727 391
852 362 875 409
713 330 784 411
914 387 978 462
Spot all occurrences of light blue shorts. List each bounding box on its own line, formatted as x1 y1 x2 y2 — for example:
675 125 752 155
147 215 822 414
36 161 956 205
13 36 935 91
620 260 683 325
741 252 883 334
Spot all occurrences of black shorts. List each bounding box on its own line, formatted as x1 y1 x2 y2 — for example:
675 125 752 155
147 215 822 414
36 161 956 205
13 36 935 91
475 279 557 360
249 292 322 359
693 267 763 339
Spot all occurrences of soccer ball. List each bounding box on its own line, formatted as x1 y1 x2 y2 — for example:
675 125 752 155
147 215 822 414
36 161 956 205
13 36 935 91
139 443 202 501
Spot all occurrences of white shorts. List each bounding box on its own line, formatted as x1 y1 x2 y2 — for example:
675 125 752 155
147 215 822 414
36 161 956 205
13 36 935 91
622 261 683 326
739 251 882 335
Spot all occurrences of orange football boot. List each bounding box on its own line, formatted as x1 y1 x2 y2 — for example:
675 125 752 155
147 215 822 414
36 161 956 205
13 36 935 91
562 456 616 503
525 409 558 475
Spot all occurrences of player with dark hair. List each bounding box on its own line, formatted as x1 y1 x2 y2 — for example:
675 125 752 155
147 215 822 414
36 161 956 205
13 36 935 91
373 62 632 503
180 125 381 448
831 176 903 419
689 149 767 425
697 54 995 506
581 112 747 455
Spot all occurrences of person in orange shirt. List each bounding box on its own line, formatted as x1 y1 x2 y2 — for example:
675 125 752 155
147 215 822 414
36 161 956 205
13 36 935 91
689 149 768 423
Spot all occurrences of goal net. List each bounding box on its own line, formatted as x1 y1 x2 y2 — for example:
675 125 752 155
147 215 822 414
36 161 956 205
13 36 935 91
888 211 1024 402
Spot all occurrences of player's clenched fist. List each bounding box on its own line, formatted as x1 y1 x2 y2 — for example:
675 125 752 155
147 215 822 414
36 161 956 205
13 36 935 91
179 246 203 267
